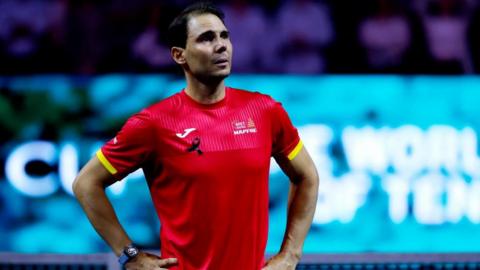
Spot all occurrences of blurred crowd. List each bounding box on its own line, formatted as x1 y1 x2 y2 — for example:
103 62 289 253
1 0 480 74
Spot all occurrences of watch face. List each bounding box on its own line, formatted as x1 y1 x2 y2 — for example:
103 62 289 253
126 246 138 257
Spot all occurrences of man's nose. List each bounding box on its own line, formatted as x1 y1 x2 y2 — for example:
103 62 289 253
215 38 227 53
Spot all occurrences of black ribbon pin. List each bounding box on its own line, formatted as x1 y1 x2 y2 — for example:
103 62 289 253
187 137 203 155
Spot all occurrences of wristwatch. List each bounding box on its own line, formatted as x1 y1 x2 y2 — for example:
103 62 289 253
118 244 139 265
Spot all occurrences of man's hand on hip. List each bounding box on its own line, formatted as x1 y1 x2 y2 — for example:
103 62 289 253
261 252 299 270
125 252 178 270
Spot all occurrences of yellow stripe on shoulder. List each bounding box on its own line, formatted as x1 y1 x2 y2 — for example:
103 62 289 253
287 140 303 160
96 150 118 175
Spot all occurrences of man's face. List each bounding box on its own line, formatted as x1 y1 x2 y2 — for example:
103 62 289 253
183 13 232 80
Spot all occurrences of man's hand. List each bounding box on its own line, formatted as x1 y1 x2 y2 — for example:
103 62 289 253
261 252 299 270
125 252 178 270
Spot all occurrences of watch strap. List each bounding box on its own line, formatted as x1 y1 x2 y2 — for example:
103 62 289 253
118 244 139 265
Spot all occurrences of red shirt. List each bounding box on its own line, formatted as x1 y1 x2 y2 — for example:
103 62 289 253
98 87 301 270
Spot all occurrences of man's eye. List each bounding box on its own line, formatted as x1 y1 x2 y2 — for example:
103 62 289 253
221 32 230 39
198 34 214 42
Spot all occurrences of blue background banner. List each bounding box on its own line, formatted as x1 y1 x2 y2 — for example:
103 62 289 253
1 75 480 253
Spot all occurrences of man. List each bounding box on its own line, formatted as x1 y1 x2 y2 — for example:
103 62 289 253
73 2 319 270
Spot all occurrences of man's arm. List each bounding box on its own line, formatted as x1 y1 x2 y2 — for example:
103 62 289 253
72 156 178 269
263 146 319 270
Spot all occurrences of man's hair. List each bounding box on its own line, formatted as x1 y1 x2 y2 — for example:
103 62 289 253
167 2 225 49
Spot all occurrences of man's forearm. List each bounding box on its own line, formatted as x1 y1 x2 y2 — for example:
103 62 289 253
280 175 319 260
73 179 132 256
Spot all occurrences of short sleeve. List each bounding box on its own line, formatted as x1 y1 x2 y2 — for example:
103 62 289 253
97 110 153 180
271 101 302 160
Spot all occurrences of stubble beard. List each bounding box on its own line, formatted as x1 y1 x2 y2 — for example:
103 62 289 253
197 70 230 86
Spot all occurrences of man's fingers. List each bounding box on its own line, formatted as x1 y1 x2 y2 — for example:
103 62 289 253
158 257 178 267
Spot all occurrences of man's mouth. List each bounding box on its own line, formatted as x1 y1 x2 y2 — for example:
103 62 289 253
214 58 229 65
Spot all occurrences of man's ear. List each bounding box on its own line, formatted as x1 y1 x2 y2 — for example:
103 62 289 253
171 47 186 65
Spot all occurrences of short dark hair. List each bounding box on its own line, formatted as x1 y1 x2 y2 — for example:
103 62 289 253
167 2 225 48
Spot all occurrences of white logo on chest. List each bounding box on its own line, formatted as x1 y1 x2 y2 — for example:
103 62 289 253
176 128 196 138
233 118 257 135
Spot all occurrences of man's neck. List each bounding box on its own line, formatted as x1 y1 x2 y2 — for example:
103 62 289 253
184 74 226 104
